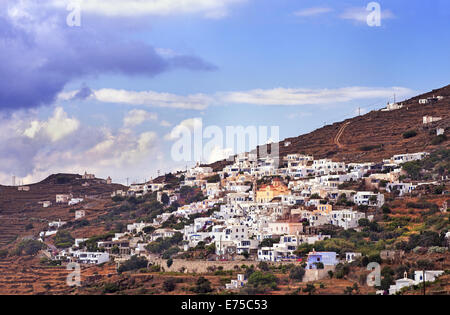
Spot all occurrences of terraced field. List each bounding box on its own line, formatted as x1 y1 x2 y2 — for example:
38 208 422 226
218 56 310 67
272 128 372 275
0 257 117 295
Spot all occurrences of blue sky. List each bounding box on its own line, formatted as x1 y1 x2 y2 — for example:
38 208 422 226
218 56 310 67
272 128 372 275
0 0 449 185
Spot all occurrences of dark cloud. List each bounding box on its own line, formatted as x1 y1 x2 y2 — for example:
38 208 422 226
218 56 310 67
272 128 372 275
72 84 94 100
0 4 216 111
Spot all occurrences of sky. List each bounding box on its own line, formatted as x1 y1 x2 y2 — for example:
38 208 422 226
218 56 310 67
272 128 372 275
0 0 449 185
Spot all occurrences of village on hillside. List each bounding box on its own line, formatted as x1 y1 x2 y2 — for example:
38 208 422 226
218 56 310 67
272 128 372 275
0 94 449 295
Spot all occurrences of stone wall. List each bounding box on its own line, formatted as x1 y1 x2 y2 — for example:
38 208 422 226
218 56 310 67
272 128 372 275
148 258 304 274
303 266 336 282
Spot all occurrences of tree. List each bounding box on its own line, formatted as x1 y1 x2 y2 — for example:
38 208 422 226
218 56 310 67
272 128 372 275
314 262 324 269
344 283 360 295
369 195 378 205
328 270 334 279
206 174 221 183
143 226 155 234
402 130 417 139
302 284 316 295
166 258 173 268
161 193 170 205
25 223 34 231
381 205 391 214
117 255 148 274
54 230 75 248
192 277 213 294
258 237 279 248
289 266 305 282
258 261 270 271
163 278 176 292
358 218 370 227
245 271 278 293
14 240 45 256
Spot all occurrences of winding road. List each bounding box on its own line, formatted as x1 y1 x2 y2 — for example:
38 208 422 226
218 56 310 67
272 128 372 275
334 121 351 149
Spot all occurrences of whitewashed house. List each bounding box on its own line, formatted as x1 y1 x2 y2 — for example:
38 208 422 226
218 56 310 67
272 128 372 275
353 191 385 207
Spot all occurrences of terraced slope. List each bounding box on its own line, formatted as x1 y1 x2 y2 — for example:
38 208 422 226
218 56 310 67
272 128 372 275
0 257 116 295
0 174 126 247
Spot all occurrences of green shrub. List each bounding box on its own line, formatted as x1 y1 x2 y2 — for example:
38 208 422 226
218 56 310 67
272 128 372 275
14 239 45 256
431 134 447 145
54 230 74 248
360 145 381 151
103 282 119 293
163 278 176 292
289 266 305 282
403 130 417 139
117 255 148 274
192 276 213 294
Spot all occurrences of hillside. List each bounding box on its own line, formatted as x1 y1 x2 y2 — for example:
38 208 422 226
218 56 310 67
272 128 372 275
207 85 450 171
0 174 126 248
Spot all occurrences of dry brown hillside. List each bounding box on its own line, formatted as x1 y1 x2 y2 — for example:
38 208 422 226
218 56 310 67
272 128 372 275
0 174 126 248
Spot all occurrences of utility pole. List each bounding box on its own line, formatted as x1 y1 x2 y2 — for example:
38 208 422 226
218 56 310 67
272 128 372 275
126 177 129 186
423 269 426 295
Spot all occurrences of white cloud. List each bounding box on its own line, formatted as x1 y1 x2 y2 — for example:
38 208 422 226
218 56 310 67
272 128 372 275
50 0 246 19
340 7 395 23
220 86 413 106
23 107 80 142
160 120 172 127
287 112 312 120
165 118 202 140
0 107 166 185
62 86 413 109
123 109 158 127
207 145 233 163
294 7 333 17
90 89 212 110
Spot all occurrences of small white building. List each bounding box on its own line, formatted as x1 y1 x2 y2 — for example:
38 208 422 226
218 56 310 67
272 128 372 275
56 194 72 204
69 198 84 206
353 191 385 207
345 252 362 263
226 274 247 290
48 220 67 229
39 201 52 208
73 251 109 265
386 182 416 196
423 115 442 125
414 270 444 284
75 210 86 220
382 102 403 111
386 152 429 165
82 171 95 180
389 272 416 295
